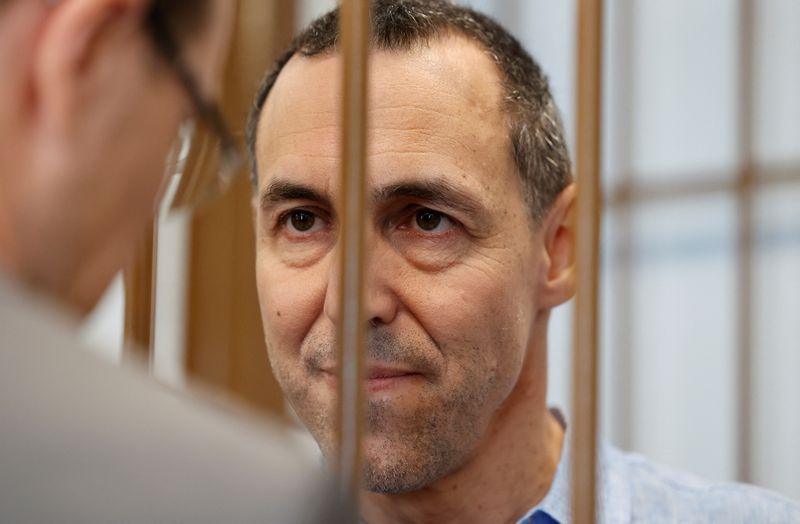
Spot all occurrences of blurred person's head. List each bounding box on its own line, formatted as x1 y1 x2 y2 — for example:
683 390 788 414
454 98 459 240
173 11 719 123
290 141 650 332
248 0 574 499
0 0 235 312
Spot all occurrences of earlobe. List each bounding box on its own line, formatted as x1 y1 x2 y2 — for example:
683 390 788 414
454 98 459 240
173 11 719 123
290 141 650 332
539 183 577 309
34 0 148 126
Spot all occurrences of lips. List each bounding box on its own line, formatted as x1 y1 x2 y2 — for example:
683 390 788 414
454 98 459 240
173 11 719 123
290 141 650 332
365 369 421 393
319 363 422 392
366 366 417 380
320 364 419 379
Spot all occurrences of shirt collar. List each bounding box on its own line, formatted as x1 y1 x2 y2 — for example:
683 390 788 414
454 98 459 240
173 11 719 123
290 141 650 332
516 415 632 524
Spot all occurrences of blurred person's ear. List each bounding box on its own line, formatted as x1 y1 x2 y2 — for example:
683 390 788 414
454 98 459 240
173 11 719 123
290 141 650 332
537 183 577 309
35 0 153 133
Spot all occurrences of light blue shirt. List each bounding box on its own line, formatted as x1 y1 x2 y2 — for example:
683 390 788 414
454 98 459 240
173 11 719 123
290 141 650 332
517 438 800 524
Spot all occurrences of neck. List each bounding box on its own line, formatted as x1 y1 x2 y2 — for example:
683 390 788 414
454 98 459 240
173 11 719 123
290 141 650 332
0 216 103 315
0 156 113 316
361 313 564 524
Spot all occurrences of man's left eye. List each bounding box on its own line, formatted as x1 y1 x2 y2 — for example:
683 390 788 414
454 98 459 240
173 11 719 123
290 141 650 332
413 209 453 233
289 210 317 232
280 208 327 236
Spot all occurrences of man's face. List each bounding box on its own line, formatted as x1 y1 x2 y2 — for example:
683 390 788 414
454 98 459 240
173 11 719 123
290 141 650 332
254 36 547 492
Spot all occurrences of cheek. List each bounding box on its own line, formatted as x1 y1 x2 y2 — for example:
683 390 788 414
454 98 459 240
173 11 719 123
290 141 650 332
256 250 328 354
407 253 537 392
417 263 533 344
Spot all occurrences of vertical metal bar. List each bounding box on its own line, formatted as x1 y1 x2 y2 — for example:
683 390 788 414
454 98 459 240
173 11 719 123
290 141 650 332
123 221 157 363
735 0 755 484
572 0 604 522
337 0 370 519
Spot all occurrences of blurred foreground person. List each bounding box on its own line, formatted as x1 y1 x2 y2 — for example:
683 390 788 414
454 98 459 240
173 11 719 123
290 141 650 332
0 1 328 522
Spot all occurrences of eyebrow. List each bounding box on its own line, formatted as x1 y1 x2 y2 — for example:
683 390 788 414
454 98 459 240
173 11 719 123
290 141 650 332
372 179 485 217
260 180 332 212
260 178 486 218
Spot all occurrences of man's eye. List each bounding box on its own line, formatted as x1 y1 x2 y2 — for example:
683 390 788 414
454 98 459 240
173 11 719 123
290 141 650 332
413 209 452 233
283 209 324 235
290 210 315 231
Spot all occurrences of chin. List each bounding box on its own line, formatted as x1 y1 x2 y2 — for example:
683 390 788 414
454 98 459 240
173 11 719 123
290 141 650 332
360 429 467 494
362 453 436 493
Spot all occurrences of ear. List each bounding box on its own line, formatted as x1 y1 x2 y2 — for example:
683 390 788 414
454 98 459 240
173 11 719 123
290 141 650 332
34 0 149 128
538 183 576 309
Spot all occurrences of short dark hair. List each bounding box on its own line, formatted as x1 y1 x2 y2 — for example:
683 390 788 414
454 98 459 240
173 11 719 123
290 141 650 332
246 0 572 222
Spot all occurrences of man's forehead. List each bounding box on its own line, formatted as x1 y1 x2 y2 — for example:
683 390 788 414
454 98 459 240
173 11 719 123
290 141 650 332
257 34 506 151
253 33 520 214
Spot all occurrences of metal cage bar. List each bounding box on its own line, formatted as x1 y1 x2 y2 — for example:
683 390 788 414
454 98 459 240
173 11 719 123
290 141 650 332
572 0 605 522
336 0 371 518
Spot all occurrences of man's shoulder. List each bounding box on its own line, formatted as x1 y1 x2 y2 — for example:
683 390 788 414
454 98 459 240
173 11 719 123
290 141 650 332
606 444 800 523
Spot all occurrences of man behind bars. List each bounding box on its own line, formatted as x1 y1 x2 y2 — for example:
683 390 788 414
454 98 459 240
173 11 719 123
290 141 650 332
247 1 800 522
0 1 327 522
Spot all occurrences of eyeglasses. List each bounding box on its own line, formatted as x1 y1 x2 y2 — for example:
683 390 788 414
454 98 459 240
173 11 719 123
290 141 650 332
145 3 242 211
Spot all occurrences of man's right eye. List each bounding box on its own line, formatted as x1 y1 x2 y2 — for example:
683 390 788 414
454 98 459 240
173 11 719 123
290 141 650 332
289 210 315 231
280 209 326 236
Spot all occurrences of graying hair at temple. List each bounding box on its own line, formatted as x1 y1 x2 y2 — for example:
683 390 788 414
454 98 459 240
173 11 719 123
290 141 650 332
246 0 572 222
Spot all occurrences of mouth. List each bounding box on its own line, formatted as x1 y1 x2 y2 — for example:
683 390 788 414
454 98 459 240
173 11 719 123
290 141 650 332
319 365 424 393
366 366 423 393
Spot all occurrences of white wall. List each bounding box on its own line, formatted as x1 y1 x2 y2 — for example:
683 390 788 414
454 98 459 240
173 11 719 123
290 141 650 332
80 274 125 363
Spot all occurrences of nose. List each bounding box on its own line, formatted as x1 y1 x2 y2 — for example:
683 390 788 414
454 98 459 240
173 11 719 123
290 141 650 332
323 234 399 328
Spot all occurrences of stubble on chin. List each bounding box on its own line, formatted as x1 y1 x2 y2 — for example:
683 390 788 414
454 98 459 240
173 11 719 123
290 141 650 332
274 332 501 494
360 360 499 493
